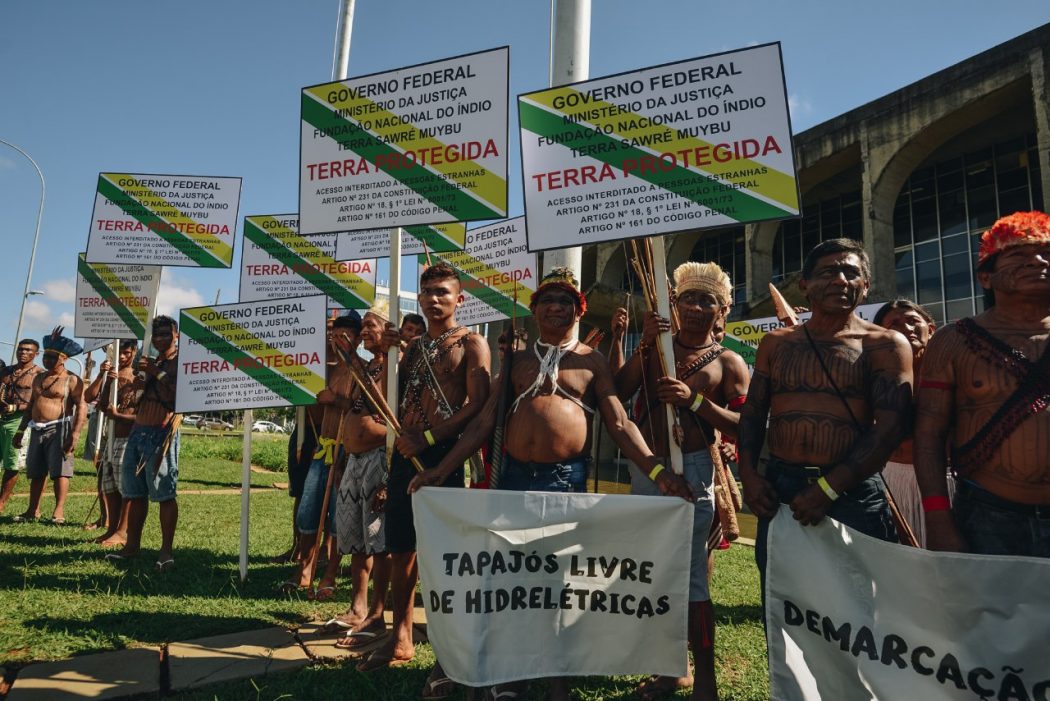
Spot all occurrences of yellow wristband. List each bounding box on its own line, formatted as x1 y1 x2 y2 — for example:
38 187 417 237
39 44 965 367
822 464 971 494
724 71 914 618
648 463 666 481
424 429 436 447
816 476 839 502
689 393 704 413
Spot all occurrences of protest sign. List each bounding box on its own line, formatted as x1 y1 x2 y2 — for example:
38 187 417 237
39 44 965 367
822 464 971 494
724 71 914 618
176 295 327 413
240 214 377 309
519 43 800 251
724 302 883 368
414 488 692 686
417 216 535 326
85 173 241 268
82 338 115 354
299 47 509 234
766 512 1050 700
335 222 467 259
74 253 161 341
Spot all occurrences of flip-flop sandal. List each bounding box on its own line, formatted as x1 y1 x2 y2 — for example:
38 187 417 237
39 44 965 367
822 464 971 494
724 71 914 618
421 666 458 700
50 517 66 525
321 615 358 632
334 630 387 650
355 650 413 673
155 559 175 572
105 552 132 562
12 514 37 523
310 585 337 601
277 580 306 594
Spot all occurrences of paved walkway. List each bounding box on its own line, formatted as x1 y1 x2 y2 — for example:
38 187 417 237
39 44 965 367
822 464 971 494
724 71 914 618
2 610 428 700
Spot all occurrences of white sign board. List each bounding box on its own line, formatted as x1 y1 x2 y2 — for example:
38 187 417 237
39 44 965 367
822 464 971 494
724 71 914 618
240 214 377 309
415 488 692 686
418 216 535 326
519 43 800 251
74 253 160 341
766 512 1050 700
300 47 509 234
86 172 242 267
176 295 327 413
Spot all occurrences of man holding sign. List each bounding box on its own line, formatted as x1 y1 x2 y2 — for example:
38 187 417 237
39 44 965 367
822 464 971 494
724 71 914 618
738 240 912 589
358 263 491 693
108 316 180 570
409 267 692 700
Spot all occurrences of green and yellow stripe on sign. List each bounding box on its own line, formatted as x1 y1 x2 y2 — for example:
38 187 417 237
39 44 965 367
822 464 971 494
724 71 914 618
420 253 532 319
405 223 467 253
98 173 234 268
301 89 505 221
244 216 376 309
518 96 798 222
77 253 149 339
181 307 325 405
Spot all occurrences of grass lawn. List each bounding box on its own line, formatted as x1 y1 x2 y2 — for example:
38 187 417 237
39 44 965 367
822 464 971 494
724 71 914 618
0 432 770 700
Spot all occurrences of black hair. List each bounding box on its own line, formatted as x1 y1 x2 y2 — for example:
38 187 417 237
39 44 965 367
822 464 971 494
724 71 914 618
119 340 138 352
16 339 39 350
976 254 997 308
801 238 870 280
873 298 934 327
152 315 178 333
420 262 460 287
401 313 426 330
333 313 362 334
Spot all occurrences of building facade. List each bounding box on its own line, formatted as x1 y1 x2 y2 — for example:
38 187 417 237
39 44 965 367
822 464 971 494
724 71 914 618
583 23 1050 327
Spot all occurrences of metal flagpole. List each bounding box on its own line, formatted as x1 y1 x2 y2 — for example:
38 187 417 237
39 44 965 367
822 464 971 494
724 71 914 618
386 229 401 458
543 0 590 340
239 408 252 582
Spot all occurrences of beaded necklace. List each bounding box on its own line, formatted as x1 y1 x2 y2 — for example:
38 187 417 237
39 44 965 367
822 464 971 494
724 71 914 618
401 326 468 426
350 358 384 415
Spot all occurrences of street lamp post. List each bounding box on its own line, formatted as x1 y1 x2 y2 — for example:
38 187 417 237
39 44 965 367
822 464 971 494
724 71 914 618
0 139 46 364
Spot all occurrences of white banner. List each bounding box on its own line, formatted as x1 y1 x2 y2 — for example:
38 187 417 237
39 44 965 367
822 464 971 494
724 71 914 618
414 488 692 686
519 43 799 251
300 47 509 234
86 172 242 268
176 295 327 413
418 216 536 326
766 511 1050 701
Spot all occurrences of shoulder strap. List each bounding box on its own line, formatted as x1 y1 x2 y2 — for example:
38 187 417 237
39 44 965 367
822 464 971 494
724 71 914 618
802 325 864 431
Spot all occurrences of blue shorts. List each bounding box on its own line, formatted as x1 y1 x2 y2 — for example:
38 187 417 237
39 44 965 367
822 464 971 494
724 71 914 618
121 424 179 503
630 450 715 602
500 455 588 493
296 455 339 536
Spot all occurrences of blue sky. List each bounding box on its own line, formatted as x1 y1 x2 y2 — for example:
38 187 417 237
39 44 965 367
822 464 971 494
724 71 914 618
1 0 1048 361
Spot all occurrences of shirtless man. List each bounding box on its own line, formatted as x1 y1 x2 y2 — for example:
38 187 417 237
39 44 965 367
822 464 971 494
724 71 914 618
915 211 1050 557
612 262 749 701
285 312 358 595
0 339 43 515
82 340 138 545
738 238 912 593
357 263 491 696
409 267 692 701
12 329 86 524
107 316 179 570
873 299 938 547
329 309 393 647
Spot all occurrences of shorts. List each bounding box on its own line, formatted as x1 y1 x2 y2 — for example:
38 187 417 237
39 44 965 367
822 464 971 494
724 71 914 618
386 439 462 554
1 412 28 471
296 451 342 536
100 435 129 495
954 480 1050 558
286 423 317 499
500 455 588 493
25 423 74 480
630 450 715 602
121 424 179 502
336 446 387 555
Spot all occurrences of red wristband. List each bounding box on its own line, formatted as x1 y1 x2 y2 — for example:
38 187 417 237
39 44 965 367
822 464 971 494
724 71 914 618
921 496 951 512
